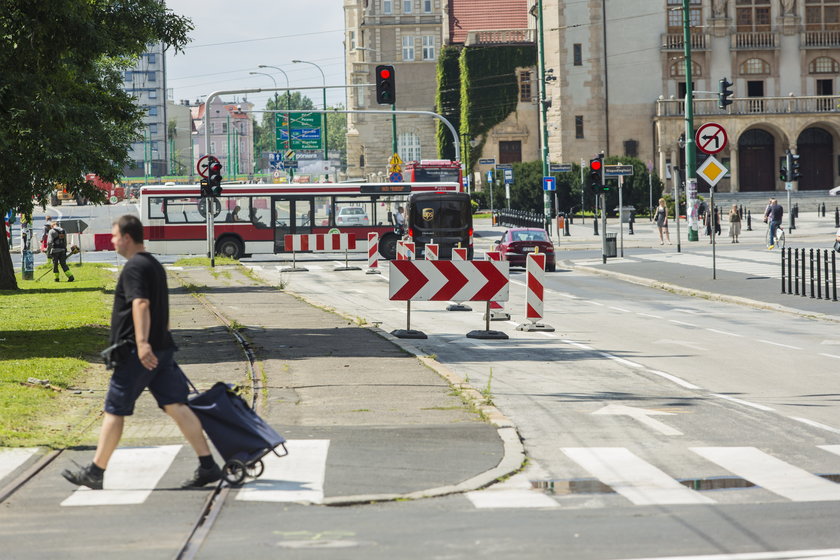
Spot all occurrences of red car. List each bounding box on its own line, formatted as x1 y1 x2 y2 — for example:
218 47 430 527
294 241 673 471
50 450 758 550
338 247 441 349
494 228 556 272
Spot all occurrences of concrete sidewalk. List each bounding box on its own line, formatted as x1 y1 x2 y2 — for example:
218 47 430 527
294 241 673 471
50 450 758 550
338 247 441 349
94 264 518 503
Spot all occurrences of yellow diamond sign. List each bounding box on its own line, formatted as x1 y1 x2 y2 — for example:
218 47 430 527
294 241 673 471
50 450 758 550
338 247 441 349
696 155 728 187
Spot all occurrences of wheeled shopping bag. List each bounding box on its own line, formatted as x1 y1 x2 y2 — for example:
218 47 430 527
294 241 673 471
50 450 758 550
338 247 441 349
188 381 288 485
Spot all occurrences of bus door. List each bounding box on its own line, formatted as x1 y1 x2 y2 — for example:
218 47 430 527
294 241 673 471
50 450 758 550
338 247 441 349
273 197 314 251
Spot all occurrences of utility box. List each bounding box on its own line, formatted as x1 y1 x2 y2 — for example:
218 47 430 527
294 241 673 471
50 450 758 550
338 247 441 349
605 233 618 258
616 207 635 224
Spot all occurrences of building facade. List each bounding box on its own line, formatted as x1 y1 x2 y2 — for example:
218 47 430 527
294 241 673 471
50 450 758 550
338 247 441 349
121 43 168 178
541 0 840 193
344 0 445 180
192 99 255 179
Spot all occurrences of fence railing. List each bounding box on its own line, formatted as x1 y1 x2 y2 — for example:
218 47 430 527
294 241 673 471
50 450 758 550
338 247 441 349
656 95 840 117
781 248 838 301
494 209 545 229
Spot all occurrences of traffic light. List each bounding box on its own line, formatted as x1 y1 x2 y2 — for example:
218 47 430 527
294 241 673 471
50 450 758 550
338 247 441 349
589 154 604 192
375 65 396 105
200 178 211 198
790 152 801 181
207 156 223 197
718 77 734 109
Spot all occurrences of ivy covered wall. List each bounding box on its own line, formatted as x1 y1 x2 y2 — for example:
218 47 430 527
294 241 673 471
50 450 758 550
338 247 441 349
435 46 461 161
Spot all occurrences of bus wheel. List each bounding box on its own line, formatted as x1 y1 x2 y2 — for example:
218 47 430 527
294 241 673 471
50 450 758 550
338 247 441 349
379 234 398 260
216 236 244 260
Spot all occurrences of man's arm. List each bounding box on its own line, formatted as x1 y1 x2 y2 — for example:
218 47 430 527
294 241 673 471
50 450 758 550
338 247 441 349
132 298 158 370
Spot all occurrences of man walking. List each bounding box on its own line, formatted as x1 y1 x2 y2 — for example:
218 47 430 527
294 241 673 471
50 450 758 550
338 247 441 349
767 198 784 249
46 220 74 282
62 215 221 490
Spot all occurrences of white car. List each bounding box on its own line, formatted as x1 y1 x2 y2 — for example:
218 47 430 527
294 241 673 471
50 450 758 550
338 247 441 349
336 206 369 225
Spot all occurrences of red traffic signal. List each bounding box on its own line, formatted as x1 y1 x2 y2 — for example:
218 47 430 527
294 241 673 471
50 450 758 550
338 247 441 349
378 68 391 80
375 64 396 105
590 159 602 171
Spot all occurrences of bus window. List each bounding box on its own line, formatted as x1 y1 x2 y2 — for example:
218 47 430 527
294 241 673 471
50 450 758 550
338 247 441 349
335 200 372 226
222 197 249 223
148 197 165 220
413 168 460 183
250 196 271 229
166 198 204 223
315 196 330 226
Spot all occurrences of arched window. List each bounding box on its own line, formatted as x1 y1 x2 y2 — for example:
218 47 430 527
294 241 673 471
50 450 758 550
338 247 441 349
398 131 421 162
670 59 701 77
809 56 840 74
740 58 770 75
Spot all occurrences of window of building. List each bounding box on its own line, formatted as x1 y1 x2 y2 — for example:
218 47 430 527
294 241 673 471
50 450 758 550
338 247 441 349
148 106 158 116
573 43 582 66
499 141 522 163
575 116 584 139
210 141 216 153
806 0 840 31
149 90 157 99
402 36 415 61
423 0 432 13
740 57 770 74
221 122 228 134
670 58 701 77
667 0 701 32
398 131 421 161
124 71 133 81
349 30 356 50
148 71 156 82
810 56 840 73
147 53 156 64
403 0 412 13
519 71 532 102
677 81 695 99
383 0 392 14
817 78 833 94
736 0 771 32
149 123 158 134
210 122 216 134
624 139 638 158
422 35 435 60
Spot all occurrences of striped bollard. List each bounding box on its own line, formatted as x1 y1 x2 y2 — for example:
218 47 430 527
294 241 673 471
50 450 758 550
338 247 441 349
425 243 439 260
516 251 554 332
403 241 415 260
366 232 381 274
446 247 472 312
483 251 510 321
396 240 406 260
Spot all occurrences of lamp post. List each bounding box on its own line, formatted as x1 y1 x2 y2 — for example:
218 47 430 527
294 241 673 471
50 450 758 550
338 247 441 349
258 65 292 112
533 0 552 235
251 71 291 179
292 59 329 163
681 0 698 242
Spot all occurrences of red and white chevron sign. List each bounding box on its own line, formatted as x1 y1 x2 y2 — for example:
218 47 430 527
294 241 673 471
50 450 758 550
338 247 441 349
525 252 546 320
389 260 509 302
284 233 356 252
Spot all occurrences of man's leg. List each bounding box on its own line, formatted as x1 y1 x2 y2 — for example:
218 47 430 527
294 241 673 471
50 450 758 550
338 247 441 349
770 221 778 245
92 412 125 469
59 254 74 280
163 403 211 457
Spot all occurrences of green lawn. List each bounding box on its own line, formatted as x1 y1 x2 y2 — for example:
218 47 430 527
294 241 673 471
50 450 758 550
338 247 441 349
0 262 115 446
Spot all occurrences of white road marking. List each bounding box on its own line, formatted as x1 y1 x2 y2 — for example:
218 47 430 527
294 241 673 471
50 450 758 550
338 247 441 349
0 448 38 481
706 328 742 337
609 306 631 313
592 404 683 436
691 447 840 502
669 319 698 327
561 339 593 351
599 353 643 369
819 353 840 360
794 419 840 436
236 440 329 504
712 394 775 412
464 473 558 509
819 444 840 457
758 339 801 350
539 332 556 338
609 547 840 560
646 369 701 390
561 448 713 505
464 340 494 350
637 313 663 319
586 300 604 306
61 445 181 506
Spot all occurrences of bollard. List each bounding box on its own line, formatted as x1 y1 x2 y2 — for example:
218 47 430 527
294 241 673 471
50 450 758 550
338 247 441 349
794 249 800 295
810 248 815 298
781 247 786 294
366 232 381 274
835 207 839 228
825 250 831 300
628 216 634 235
790 208 796 231
787 247 793 295
833 251 838 302
801 248 807 297
515 252 554 332
593 216 599 236
746 210 752 231
564 216 571 236
817 248 822 299
821 202 826 217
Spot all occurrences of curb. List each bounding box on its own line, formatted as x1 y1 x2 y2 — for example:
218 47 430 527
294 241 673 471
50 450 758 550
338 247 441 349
567 262 840 324
279 286 527 506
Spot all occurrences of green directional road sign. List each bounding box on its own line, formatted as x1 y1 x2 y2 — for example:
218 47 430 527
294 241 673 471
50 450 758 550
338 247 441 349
275 112 323 151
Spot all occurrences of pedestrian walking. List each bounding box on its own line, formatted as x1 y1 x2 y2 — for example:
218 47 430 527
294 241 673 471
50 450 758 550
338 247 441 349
62 214 221 490
766 198 784 249
834 227 840 252
653 198 671 245
728 204 741 243
46 221 74 282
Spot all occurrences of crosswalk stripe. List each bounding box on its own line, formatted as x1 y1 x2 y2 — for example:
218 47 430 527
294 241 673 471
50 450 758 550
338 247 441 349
61 445 182 507
691 447 840 502
465 474 558 509
0 448 39 481
561 447 714 505
819 444 840 457
236 440 330 504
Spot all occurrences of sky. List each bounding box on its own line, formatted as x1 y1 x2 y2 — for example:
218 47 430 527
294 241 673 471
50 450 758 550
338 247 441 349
164 0 347 112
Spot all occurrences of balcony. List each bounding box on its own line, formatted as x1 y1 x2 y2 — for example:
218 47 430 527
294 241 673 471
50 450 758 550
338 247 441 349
464 29 536 47
731 31 777 49
655 95 839 118
802 29 840 48
660 33 708 51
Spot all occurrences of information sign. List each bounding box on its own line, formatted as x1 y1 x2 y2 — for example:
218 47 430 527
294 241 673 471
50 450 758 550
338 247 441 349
543 176 556 191
696 155 728 187
549 163 572 173
695 122 728 155
604 165 634 177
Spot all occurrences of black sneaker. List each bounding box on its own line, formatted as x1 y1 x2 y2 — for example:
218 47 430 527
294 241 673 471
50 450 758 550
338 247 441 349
181 464 222 488
61 463 103 490
67 276 75 282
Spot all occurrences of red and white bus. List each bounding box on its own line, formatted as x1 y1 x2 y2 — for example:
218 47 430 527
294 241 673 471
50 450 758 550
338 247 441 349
140 181 463 260
403 160 462 185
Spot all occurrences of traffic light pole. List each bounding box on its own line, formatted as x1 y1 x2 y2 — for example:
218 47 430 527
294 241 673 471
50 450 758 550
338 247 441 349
601 192 607 264
536 0 552 236
682 0 699 243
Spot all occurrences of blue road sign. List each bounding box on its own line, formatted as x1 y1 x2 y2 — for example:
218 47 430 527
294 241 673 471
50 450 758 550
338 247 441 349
496 163 513 170
268 152 283 164
543 176 556 191
478 158 496 165
486 170 494 182
389 172 403 183
503 169 514 184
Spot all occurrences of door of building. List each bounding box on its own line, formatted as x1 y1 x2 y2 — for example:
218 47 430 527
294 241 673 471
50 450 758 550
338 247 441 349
797 127 834 190
499 141 522 164
738 129 775 192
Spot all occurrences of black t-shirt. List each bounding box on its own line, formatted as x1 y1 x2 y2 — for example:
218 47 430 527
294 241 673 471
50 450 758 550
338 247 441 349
770 204 784 222
110 252 175 350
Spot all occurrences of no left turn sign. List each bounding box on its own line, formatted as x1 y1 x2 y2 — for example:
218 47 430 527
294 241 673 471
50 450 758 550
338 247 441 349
695 122 728 155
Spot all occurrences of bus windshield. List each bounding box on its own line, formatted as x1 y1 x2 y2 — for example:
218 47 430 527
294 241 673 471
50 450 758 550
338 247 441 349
412 167 461 183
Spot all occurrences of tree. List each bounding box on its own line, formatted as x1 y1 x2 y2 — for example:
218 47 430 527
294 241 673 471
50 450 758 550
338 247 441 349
254 93 315 158
0 0 192 290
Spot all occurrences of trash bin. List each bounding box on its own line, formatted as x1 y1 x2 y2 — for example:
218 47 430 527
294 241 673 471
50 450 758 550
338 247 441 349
604 233 618 258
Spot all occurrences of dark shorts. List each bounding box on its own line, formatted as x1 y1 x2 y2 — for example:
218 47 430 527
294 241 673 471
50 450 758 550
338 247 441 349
104 347 188 416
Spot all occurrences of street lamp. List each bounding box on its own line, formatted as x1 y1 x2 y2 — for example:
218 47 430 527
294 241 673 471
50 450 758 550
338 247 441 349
257 65 291 112
292 59 329 162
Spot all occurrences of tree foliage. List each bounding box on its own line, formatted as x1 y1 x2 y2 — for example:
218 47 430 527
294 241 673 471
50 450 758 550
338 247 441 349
0 0 192 290
253 92 315 157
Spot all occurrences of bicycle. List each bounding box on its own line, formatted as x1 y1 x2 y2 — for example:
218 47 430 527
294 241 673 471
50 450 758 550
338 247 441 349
765 222 785 249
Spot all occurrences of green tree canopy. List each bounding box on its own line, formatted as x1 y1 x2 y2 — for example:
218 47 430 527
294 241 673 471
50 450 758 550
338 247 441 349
0 0 192 290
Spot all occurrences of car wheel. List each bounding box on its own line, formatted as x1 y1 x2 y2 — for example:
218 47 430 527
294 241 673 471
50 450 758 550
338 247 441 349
547 261 556 272
379 233 398 260
216 236 244 260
